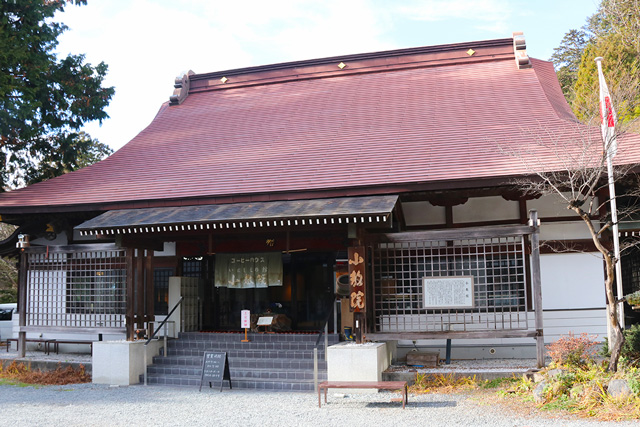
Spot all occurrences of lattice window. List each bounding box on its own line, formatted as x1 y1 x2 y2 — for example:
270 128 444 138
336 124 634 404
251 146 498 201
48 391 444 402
26 247 126 329
182 257 203 278
622 246 640 294
372 237 529 333
154 267 174 315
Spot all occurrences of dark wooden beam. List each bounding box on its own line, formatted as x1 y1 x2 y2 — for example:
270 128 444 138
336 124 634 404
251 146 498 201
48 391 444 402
17 251 28 357
530 210 545 369
126 248 134 340
145 250 154 324
367 224 534 243
24 243 118 253
366 330 538 340
519 199 528 225
445 206 453 228
136 251 145 330
120 236 164 251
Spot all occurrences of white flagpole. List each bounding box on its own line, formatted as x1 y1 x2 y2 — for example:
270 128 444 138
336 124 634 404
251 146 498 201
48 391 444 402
595 57 625 330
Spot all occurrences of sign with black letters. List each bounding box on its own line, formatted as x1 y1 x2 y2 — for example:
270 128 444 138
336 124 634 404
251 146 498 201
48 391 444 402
199 351 232 392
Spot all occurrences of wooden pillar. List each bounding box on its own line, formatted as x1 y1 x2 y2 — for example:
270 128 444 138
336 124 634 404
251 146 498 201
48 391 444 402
136 251 145 330
17 251 28 358
126 248 134 340
518 199 528 225
145 250 154 326
529 210 545 368
290 255 297 329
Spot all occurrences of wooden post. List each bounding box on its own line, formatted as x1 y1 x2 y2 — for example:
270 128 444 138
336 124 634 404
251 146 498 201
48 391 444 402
17 251 28 358
126 248 134 340
529 210 545 368
136 251 145 330
145 250 154 326
354 312 363 344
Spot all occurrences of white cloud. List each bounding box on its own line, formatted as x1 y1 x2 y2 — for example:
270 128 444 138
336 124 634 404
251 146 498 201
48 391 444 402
54 0 393 150
49 0 597 151
395 0 513 33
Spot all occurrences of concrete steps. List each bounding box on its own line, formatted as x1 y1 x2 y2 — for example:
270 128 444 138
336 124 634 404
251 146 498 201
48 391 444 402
144 332 338 390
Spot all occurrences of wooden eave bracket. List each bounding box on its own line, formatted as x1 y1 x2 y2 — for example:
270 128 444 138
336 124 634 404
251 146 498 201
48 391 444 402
512 31 532 69
169 70 195 105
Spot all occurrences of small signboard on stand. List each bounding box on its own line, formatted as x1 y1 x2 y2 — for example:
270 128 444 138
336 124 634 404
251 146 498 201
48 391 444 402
257 316 274 333
199 351 232 392
241 310 250 342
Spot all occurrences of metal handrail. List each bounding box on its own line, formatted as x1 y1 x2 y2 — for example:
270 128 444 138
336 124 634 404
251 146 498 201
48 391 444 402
145 296 184 345
144 296 184 386
313 298 336 392
315 299 335 347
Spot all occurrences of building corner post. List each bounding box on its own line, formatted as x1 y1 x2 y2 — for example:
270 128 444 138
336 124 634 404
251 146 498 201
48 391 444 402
529 210 545 368
17 251 28 357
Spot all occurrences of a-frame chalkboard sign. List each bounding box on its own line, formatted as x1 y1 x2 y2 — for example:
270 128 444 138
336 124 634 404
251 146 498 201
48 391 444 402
199 351 232 392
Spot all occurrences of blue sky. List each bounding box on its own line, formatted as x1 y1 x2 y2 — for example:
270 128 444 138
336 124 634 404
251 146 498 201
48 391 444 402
55 0 600 151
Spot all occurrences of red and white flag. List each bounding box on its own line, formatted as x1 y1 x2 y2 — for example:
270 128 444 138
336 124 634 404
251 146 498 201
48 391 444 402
595 57 617 159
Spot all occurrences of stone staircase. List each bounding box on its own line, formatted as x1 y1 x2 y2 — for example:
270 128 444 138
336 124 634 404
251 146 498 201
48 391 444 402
145 332 339 391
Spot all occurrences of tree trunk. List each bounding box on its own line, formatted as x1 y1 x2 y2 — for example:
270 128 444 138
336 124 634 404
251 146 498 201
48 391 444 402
575 209 624 372
603 250 624 372
609 322 625 372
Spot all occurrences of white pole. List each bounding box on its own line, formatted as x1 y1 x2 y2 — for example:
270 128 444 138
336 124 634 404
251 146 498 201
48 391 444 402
595 57 625 330
606 154 625 329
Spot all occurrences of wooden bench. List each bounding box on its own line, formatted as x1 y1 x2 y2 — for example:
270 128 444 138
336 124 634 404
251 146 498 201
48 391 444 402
50 340 94 354
317 381 408 409
5 338 56 355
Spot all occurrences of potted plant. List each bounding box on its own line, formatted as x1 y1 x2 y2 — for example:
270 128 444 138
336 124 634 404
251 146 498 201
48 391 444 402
625 290 640 309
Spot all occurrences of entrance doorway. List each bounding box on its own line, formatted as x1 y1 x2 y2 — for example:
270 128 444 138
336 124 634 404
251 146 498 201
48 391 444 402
189 252 336 331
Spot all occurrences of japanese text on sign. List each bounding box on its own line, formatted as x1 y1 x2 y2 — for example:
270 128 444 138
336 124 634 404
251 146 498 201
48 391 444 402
348 246 366 312
240 310 251 329
423 276 474 308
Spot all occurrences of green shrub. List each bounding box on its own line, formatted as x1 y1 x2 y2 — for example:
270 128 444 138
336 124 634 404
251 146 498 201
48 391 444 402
628 375 640 396
0 289 17 304
621 324 640 364
601 324 640 366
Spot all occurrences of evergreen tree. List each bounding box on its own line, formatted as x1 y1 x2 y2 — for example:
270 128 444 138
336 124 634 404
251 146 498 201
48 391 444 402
551 0 640 125
550 29 589 104
572 34 640 124
0 0 114 190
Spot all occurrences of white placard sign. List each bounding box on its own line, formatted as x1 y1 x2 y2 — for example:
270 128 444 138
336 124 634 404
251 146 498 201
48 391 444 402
240 310 251 328
257 316 273 326
423 276 474 308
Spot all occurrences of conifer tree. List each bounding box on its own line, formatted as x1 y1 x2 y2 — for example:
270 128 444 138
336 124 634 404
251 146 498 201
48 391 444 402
0 0 114 189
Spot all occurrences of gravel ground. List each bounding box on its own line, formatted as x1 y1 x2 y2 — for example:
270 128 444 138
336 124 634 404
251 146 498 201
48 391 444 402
0 349 633 426
0 382 637 427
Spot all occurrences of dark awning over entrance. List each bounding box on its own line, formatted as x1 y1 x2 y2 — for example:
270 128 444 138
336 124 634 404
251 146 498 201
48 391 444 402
75 195 398 236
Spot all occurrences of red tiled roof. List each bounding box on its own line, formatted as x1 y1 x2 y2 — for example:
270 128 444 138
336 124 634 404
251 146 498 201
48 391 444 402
1 37 639 214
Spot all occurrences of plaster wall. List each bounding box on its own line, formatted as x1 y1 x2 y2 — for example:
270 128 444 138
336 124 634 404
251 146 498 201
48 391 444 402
454 196 519 223
528 193 584 219
402 202 445 226
539 221 594 240
540 253 605 310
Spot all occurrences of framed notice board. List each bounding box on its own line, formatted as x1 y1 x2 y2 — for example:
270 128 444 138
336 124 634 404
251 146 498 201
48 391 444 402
423 276 474 309
199 351 232 392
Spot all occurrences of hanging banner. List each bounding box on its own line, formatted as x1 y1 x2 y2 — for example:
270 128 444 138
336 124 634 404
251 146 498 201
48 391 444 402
214 252 282 288
348 246 366 312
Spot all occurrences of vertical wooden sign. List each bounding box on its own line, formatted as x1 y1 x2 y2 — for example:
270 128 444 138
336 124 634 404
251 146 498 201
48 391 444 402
348 246 366 312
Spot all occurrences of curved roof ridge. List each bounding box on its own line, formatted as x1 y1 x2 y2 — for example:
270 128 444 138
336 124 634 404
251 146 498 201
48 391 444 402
530 58 579 123
190 38 514 82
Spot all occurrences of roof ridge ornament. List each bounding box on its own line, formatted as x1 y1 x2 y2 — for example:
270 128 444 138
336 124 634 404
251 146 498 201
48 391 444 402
512 31 531 69
169 70 195 106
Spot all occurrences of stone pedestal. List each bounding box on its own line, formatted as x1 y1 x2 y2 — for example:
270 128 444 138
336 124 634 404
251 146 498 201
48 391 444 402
92 340 162 386
327 342 389 393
